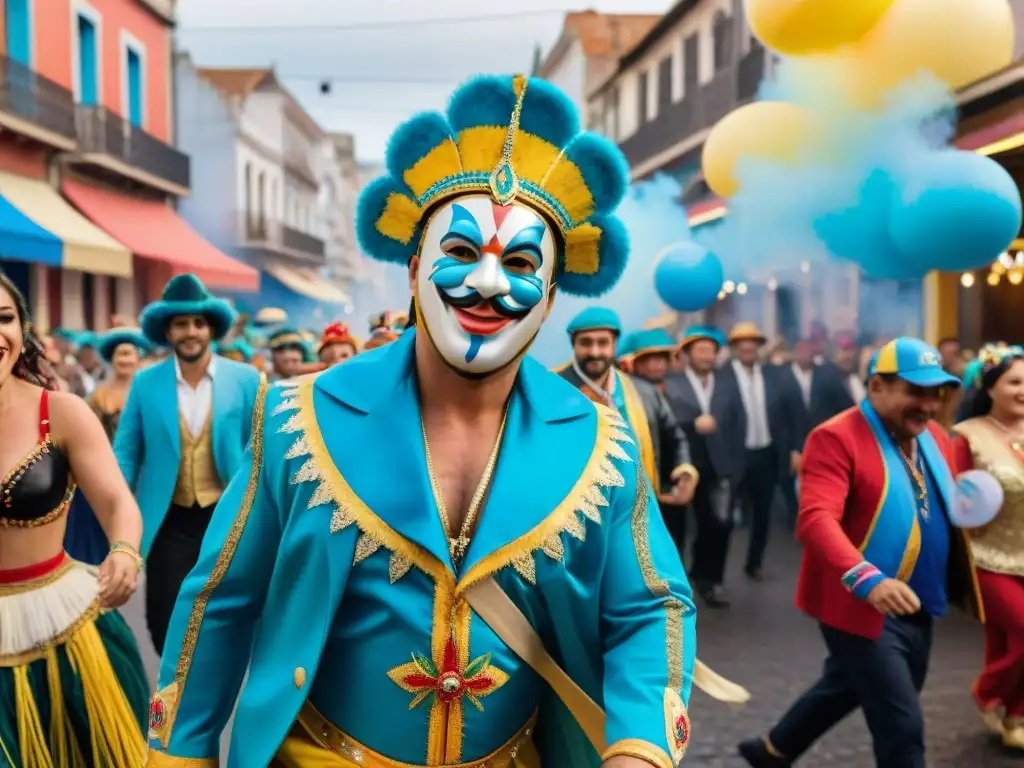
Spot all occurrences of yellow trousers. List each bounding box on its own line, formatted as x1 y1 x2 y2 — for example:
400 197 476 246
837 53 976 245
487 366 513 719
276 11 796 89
273 702 540 768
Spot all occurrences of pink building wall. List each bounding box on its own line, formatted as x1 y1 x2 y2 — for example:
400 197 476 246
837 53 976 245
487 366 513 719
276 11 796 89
32 0 171 141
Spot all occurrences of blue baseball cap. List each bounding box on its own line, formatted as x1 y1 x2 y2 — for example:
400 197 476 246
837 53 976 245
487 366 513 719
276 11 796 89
869 337 960 388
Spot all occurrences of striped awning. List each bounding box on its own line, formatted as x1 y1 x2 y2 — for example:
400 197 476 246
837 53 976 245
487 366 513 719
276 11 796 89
264 262 350 305
0 172 131 277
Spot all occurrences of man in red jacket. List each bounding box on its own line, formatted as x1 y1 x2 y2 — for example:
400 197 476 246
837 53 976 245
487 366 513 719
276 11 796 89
738 337 983 768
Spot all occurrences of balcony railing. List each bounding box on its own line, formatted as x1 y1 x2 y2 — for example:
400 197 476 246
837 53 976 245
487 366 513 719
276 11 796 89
0 56 76 144
618 49 768 170
283 224 325 259
236 211 326 262
75 105 190 191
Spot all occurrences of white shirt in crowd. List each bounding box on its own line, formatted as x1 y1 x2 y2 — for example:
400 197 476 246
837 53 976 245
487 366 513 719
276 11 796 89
847 372 867 404
791 363 813 409
175 355 216 438
732 359 772 450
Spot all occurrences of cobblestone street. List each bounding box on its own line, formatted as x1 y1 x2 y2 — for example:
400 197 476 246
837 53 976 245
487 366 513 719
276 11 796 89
122 528 1023 766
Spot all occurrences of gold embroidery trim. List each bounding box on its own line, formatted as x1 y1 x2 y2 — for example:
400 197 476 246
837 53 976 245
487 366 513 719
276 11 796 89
602 738 674 768
146 753 219 767
0 598 101 667
456 403 634 593
630 464 685 692
0 557 74 596
163 375 269 747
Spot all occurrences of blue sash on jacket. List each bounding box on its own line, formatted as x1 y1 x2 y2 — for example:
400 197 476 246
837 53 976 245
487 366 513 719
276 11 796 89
858 399 955 582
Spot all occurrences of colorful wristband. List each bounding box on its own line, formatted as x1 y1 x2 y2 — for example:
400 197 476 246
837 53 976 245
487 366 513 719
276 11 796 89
841 561 885 601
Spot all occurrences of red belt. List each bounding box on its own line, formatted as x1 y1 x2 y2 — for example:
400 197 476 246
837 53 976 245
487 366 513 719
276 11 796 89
0 551 67 584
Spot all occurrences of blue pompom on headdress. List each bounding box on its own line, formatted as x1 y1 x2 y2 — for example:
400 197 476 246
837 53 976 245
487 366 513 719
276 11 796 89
356 74 631 297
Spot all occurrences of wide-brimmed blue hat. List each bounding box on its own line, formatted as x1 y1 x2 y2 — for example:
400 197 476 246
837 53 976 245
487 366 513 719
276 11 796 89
680 324 725 350
870 337 960 388
356 74 630 297
76 331 98 350
566 307 622 338
617 332 637 362
97 327 152 363
269 327 316 363
631 328 677 359
140 274 236 345
217 338 256 362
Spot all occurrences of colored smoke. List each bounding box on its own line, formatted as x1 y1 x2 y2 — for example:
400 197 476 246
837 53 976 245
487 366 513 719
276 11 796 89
697 63 958 281
530 174 689 367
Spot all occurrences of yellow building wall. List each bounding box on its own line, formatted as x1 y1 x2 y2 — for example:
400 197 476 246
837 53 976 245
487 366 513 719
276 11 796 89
923 271 959 346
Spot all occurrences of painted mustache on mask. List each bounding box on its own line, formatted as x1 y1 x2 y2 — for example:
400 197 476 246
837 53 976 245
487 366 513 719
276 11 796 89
439 288 533 320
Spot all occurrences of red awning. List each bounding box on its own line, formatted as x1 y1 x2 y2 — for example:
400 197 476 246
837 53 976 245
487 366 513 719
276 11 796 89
956 112 1024 153
62 178 259 292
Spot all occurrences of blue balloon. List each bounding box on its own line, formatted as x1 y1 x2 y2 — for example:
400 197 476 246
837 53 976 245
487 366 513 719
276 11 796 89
814 170 928 281
654 242 724 312
890 150 1022 272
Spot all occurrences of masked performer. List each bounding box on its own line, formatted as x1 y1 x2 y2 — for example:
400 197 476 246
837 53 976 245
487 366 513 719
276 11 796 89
148 74 697 768
0 273 148 767
559 307 698 507
953 343 1024 750
113 274 263 655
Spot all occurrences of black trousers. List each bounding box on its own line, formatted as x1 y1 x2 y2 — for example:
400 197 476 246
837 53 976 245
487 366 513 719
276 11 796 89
661 502 688 563
145 502 216 656
739 445 780 572
769 614 932 767
689 473 734 587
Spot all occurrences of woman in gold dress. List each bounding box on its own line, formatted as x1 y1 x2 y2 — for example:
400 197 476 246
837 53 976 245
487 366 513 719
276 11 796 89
88 328 150 442
953 343 1024 751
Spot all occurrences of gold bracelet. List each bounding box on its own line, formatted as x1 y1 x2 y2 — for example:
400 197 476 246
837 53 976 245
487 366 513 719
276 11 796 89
109 541 144 570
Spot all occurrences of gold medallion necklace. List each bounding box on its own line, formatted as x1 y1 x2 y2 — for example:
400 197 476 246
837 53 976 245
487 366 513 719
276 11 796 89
987 416 1024 460
421 403 510 567
896 442 930 521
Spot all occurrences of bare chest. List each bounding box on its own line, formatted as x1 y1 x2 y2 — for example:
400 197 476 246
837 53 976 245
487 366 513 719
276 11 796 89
426 432 496 535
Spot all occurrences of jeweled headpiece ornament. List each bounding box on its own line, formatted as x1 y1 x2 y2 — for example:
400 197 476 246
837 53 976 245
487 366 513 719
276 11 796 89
964 342 1024 387
355 74 631 297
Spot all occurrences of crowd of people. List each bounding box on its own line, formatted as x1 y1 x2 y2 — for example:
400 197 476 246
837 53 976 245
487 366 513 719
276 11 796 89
0 70 1021 768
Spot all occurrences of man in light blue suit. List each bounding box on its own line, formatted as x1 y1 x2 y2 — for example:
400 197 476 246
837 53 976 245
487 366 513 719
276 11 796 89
114 273 262 655
148 76 697 768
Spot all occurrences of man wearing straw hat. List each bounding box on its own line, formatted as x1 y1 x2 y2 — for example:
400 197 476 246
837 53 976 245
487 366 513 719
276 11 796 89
718 321 798 582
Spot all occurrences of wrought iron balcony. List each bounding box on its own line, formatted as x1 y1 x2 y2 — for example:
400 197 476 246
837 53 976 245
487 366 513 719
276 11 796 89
74 106 190 195
236 211 326 264
0 56 76 149
618 49 768 170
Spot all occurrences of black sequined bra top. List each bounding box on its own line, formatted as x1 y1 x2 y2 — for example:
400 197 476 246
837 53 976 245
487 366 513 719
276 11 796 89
0 390 75 527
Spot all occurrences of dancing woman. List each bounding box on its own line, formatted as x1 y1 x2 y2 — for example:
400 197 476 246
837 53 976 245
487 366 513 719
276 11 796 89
953 344 1024 751
0 273 148 766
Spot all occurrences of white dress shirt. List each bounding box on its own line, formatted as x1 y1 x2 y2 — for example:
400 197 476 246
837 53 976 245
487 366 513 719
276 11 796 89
847 372 867 404
685 368 715 415
732 359 772 450
175 356 216 438
791 363 813 409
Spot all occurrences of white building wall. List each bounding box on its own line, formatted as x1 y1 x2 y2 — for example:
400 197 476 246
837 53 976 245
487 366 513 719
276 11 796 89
542 39 586 115
240 92 284 157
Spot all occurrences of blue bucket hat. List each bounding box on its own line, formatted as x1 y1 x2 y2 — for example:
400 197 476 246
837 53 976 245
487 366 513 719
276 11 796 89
869 337 960 388
97 327 152 363
355 74 630 298
630 328 677 359
566 307 622 339
140 274 237 345
217 338 256 363
679 324 725 350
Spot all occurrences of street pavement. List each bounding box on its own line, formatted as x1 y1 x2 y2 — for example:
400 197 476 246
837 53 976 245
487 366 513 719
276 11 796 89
122 528 1022 767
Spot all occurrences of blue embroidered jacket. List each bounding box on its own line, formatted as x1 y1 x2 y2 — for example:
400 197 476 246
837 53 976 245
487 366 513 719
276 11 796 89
147 330 697 768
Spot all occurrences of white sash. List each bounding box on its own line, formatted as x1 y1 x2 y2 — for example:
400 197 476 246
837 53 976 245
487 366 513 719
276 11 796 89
684 367 714 415
572 359 616 402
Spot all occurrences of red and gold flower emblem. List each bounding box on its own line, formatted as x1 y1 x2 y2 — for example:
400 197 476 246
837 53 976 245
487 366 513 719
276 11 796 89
149 697 166 734
388 637 509 711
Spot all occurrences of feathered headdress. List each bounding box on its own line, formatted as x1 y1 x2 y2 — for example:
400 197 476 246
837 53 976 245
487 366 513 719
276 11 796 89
963 342 1024 388
355 74 630 297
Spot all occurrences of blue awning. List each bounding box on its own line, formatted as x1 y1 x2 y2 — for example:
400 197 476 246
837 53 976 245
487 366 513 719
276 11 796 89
0 192 62 266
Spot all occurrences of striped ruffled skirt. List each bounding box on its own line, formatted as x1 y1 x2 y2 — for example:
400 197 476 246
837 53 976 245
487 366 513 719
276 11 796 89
0 553 148 767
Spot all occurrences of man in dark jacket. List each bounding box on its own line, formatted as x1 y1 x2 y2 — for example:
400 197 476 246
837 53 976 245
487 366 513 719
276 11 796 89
558 307 698 508
664 325 747 608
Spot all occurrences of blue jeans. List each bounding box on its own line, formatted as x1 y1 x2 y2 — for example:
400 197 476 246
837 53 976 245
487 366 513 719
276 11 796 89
769 614 932 767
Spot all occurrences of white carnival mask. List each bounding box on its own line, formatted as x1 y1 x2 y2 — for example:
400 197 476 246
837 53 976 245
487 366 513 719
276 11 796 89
416 194 557 375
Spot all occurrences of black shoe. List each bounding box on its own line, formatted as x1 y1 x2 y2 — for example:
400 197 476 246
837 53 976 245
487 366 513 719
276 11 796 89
738 737 791 767
698 584 730 608
745 566 766 582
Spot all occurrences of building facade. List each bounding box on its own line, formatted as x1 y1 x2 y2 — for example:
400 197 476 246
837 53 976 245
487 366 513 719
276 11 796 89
537 10 659 127
317 131 360 288
0 0 255 332
175 57 347 327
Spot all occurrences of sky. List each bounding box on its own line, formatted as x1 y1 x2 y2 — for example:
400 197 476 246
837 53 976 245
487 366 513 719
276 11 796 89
175 0 675 161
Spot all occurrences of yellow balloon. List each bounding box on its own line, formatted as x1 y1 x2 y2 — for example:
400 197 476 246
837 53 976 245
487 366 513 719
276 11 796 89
746 0 897 55
845 0 1015 103
702 102 820 199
